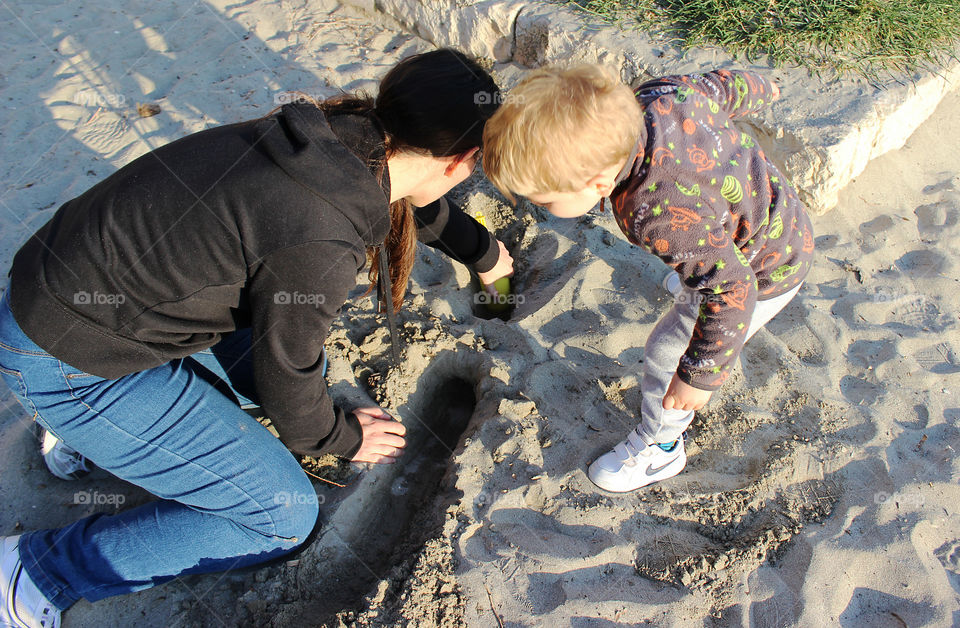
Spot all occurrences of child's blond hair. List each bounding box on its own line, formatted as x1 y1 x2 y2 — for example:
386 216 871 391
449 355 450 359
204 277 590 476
483 64 643 203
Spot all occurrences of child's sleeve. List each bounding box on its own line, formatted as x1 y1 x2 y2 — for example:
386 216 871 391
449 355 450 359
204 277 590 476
634 198 758 391
637 70 775 118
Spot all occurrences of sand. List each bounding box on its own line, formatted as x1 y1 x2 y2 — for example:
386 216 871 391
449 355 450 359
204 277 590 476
0 0 957 626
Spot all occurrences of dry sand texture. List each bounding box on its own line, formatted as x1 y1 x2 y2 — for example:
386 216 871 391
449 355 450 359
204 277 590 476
0 0 958 626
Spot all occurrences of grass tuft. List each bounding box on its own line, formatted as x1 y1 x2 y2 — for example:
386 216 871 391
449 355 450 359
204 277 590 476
567 0 960 80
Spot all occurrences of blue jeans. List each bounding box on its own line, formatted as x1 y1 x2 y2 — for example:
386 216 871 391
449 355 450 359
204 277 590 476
0 289 319 609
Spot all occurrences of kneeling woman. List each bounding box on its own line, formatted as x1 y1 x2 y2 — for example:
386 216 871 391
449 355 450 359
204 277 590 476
0 49 508 627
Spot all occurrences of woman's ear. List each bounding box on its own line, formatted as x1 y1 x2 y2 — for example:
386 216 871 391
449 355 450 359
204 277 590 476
443 147 480 177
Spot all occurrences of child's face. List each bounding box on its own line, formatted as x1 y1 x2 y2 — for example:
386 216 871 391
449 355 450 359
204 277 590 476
525 187 604 218
523 159 625 218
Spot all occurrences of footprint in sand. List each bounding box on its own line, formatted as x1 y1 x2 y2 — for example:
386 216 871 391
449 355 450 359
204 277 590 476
915 200 960 238
935 540 960 595
839 587 936 626
840 374 883 406
858 213 896 253
895 249 950 279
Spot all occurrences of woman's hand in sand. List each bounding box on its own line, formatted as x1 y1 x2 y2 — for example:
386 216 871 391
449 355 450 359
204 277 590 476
476 240 514 290
351 407 407 464
662 373 713 411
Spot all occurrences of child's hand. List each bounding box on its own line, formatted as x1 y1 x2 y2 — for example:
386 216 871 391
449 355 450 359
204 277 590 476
662 373 713 411
477 240 514 290
351 407 406 464
770 81 781 101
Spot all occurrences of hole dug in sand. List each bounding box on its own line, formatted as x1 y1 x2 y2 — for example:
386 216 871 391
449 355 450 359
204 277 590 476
275 362 480 624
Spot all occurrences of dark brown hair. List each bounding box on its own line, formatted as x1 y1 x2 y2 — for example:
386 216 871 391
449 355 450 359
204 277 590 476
320 49 500 309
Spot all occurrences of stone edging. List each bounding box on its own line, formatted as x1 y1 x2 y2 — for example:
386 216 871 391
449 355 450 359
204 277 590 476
344 0 960 214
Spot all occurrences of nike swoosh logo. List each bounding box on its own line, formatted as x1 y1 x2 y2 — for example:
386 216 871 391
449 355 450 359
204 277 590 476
646 457 680 476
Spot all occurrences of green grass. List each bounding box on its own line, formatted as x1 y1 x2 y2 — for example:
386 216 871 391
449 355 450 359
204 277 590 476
566 0 960 80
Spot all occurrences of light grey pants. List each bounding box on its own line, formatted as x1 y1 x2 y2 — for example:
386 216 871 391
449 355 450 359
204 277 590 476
637 282 803 444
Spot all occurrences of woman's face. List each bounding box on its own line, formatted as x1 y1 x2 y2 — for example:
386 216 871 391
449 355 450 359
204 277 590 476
406 148 481 207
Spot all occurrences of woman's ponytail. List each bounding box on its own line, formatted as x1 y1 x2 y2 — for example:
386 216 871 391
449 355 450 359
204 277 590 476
366 49 500 311
312 49 499 311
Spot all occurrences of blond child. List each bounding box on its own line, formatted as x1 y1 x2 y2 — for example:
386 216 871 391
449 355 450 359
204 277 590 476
483 66 813 492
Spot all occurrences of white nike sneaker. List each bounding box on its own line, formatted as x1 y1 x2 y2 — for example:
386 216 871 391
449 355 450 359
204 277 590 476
1 536 61 628
588 429 686 492
37 427 91 481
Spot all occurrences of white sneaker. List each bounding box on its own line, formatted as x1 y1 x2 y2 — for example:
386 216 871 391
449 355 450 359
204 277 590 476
588 429 686 492
2 536 61 628
37 427 91 481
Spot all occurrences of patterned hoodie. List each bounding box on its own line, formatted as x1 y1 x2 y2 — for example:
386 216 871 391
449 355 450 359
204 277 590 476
609 70 814 391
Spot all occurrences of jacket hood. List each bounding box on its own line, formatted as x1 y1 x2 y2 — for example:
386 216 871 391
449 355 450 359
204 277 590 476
253 103 391 247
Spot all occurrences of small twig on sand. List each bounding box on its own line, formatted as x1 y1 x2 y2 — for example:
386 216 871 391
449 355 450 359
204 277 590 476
484 583 504 628
302 468 346 487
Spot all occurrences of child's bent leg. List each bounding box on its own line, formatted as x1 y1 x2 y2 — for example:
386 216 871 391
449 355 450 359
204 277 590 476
744 283 802 340
588 283 803 492
588 290 697 492
637 291 702 445
638 282 802 444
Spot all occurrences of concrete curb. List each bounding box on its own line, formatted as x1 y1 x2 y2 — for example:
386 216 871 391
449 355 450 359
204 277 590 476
345 0 960 214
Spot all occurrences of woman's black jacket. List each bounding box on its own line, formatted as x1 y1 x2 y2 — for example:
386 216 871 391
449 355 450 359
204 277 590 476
8 103 497 459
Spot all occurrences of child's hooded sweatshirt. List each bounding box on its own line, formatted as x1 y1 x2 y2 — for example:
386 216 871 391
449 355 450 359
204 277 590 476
610 70 813 392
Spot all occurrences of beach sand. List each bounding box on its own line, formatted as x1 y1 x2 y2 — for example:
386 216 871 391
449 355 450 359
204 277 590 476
0 0 957 626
